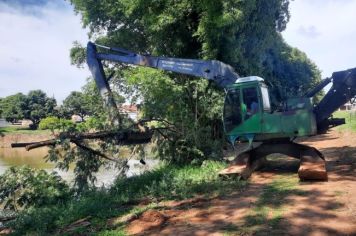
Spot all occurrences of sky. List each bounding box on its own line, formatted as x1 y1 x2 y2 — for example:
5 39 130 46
0 0 356 103
282 0 356 78
0 0 89 103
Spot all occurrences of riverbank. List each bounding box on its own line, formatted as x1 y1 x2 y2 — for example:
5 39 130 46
2 128 354 236
0 131 52 148
4 160 243 235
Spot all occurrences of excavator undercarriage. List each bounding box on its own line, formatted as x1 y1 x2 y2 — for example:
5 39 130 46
219 140 327 181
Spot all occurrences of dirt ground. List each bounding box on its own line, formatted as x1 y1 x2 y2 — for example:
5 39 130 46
126 129 356 236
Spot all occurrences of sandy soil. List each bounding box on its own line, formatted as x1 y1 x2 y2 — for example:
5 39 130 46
126 129 356 236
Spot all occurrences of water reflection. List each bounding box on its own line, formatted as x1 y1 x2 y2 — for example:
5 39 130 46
0 147 53 173
0 147 159 187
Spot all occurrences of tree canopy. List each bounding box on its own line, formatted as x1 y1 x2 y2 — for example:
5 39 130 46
0 90 56 128
62 91 88 120
0 93 27 123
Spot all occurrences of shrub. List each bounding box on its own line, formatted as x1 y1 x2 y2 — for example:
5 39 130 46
38 116 60 131
39 116 76 132
0 166 71 210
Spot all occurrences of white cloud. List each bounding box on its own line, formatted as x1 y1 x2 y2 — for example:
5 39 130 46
0 1 90 103
282 0 356 78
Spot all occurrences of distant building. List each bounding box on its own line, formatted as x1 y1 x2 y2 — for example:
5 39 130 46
119 104 139 121
21 119 33 126
339 102 356 111
71 115 84 123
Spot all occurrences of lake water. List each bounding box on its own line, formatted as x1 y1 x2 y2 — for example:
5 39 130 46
0 146 159 187
0 119 10 127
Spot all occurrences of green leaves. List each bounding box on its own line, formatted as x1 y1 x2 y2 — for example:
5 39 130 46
0 93 27 123
0 90 56 128
0 166 70 210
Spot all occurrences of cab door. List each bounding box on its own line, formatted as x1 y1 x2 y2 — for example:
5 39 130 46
241 86 262 133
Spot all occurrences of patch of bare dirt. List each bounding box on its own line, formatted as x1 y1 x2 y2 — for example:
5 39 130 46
126 210 166 235
126 129 356 236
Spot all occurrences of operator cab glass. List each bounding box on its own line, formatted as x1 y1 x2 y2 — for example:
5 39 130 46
223 88 242 133
242 87 260 120
260 85 271 111
223 76 270 135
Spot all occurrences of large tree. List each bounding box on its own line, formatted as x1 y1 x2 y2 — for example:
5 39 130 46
69 0 321 163
0 93 27 123
62 91 88 120
25 90 57 129
0 90 56 128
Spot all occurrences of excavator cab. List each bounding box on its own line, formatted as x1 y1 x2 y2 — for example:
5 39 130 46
223 76 271 142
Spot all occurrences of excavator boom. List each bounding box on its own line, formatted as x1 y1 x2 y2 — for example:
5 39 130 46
87 42 239 89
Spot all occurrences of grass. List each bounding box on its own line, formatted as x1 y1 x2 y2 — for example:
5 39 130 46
8 160 246 235
333 110 356 132
0 126 50 135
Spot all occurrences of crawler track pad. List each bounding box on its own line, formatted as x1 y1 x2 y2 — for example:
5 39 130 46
219 154 266 180
298 156 328 181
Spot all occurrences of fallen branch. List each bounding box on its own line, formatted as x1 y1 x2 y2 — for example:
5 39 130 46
71 140 120 163
10 118 178 163
11 129 153 151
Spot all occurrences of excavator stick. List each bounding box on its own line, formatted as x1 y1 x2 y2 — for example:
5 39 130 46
219 141 327 181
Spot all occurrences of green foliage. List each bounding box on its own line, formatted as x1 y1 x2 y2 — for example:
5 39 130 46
0 126 50 135
38 116 61 131
38 116 75 133
124 67 224 164
25 90 57 128
62 91 89 119
111 160 245 200
0 166 70 211
0 90 57 129
0 93 27 123
0 97 2 117
262 35 322 101
60 78 125 120
70 40 86 68
10 161 245 235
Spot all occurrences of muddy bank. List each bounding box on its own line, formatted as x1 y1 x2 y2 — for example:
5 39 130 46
0 133 53 148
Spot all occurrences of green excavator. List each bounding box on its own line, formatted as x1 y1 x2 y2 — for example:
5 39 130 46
86 42 356 181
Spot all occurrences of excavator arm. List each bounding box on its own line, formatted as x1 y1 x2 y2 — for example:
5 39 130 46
306 67 356 133
86 42 239 124
86 41 239 93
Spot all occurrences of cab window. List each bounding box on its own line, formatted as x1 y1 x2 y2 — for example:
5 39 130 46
223 89 242 133
242 87 260 119
261 86 271 111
